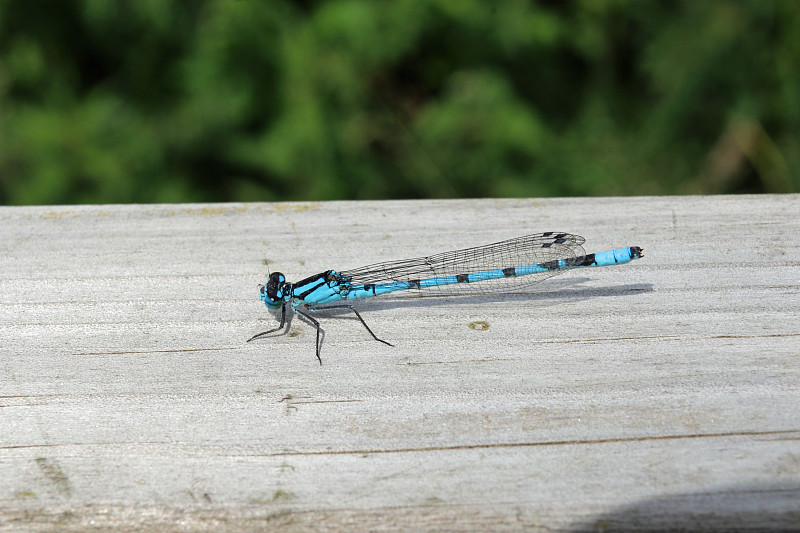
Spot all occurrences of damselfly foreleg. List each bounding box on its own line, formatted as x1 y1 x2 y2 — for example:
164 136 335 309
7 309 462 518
247 303 288 343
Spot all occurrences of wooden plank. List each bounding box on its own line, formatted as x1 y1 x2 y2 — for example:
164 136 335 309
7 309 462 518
1 195 799 531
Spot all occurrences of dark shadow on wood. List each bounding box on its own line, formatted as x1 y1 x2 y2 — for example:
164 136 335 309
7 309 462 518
570 483 800 532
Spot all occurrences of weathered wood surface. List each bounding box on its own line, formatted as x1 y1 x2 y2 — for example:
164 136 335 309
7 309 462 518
1 195 799 532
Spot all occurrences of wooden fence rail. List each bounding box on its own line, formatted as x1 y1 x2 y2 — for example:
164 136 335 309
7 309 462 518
2 195 799 531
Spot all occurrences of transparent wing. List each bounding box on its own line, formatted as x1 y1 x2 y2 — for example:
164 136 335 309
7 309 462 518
339 232 586 296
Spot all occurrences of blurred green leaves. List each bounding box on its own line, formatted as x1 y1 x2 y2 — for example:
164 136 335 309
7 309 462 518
0 0 798 205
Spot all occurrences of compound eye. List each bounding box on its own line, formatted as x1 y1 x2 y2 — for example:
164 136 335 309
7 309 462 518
265 272 286 303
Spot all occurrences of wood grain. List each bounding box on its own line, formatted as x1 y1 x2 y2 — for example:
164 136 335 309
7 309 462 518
2 195 799 531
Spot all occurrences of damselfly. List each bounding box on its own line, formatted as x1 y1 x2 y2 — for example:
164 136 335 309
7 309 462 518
248 232 643 363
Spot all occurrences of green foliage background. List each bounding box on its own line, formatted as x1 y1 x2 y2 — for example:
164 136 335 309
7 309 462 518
1 0 798 205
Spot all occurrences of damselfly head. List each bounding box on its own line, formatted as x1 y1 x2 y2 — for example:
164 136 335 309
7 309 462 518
264 272 287 309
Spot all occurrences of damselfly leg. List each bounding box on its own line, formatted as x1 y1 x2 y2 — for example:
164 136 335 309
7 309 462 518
247 303 287 342
309 304 394 349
